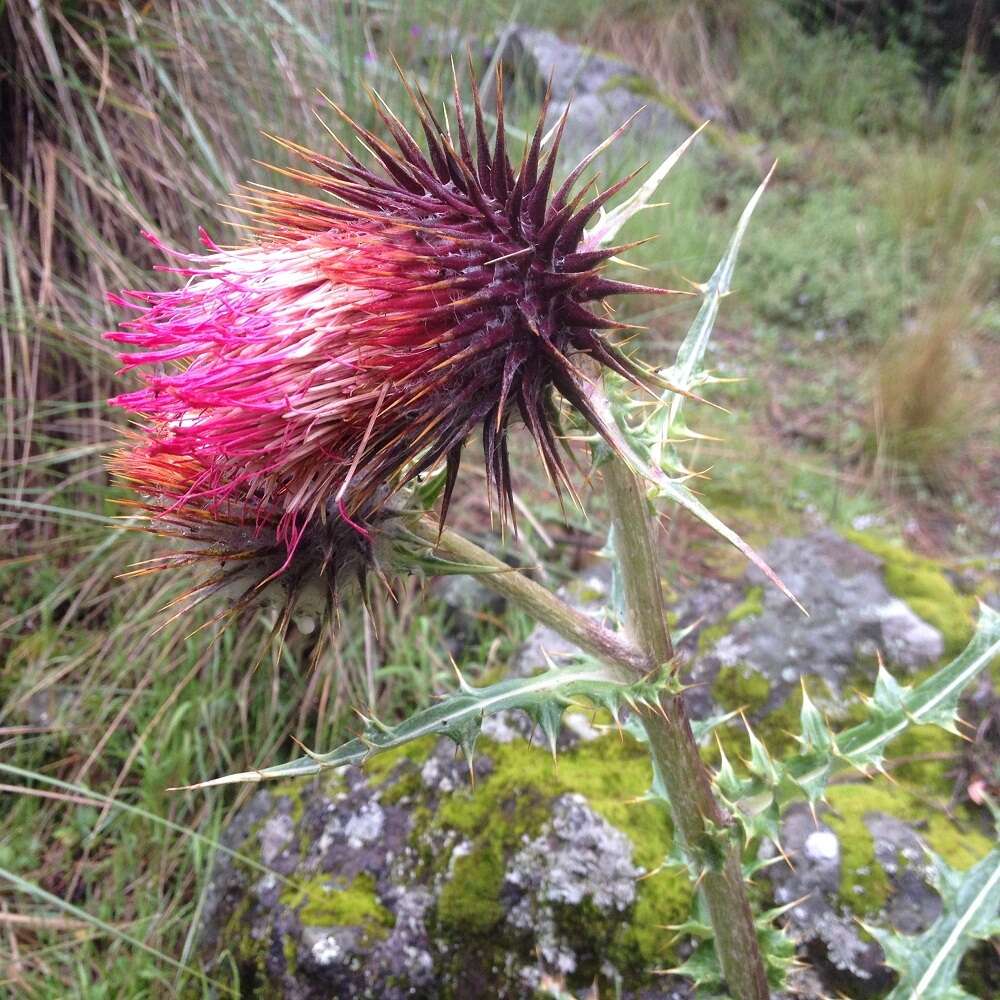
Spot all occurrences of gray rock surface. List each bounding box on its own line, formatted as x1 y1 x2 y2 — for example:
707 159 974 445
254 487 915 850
493 26 699 163
865 813 942 934
766 805 890 992
199 737 690 999
765 804 945 996
505 794 641 978
683 529 945 716
201 528 973 999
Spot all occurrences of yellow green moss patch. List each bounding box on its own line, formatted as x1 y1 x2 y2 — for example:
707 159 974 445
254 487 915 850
824 796 893 915
269 780 313 824
698 585 766 657
846 531 977 656
824 780 993 888
825 782 992 916
281 872 394 940
282 934 297 975
712 665 772 714
728 586 765 623
423 734 693 968
362 738 434 784
436 842 506 933
887 724 959 794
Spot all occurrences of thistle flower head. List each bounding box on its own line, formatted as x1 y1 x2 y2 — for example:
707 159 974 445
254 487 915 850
110 442 392 637
108 66 677 556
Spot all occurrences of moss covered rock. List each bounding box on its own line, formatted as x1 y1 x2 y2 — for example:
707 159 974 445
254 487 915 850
198 730 694 999
845 531 980 657
676 529 981 763
199 528 994 999
671 528 996 996
765 784 994 997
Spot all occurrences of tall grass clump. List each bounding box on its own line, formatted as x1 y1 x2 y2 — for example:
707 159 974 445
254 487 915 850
864 49 998 489
0 2 536 993
872 288 994 491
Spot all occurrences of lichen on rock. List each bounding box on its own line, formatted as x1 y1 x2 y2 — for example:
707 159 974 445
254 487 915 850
198 526 995 998
199 729 695 998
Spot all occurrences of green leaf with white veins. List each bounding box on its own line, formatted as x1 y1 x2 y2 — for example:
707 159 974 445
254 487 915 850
868 845 1000 1000
174 660 680 790
835 602 1000 772
661 162 777 439
711 604 1000 844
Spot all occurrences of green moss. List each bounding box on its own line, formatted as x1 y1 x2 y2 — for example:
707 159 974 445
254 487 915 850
825 795 893 915
712 665 772 714
697 586 766 659
564 576 608 605
526 735 692 970
610 872 694 969
825 783 993 915
281 873 394 941
282 934 297 976
921 811 994 869
697 619 731 654
727 586 765 623
436 747 551 838
888 724 958 794
361 741 429 805
269 780 309 824
423 734 692 974
223 896 256 963
436 843 506 933
428 741 554 938
847 531 977 655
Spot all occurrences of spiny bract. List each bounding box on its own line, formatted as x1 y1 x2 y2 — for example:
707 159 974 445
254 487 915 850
111 446 396 640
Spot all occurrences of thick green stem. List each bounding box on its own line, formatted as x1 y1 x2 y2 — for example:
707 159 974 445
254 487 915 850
410 497 767 996
603 459 769 1000
409 516 650 675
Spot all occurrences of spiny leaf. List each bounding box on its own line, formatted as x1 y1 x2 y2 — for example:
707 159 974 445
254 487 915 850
868 845 1000 1000
582 167 805 612
666 893 796 993
690 708 745 745
797 683 835 754
584 370 803 612
174 661 679 790
836 602 1000 770
713 741 743 802
662 161 776 434
526 699 564 759
711 604 1000 841
582 122 708 250
627 707 744 812
745 722 780 785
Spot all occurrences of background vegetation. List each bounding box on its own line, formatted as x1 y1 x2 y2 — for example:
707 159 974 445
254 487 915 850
1 0 996 995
